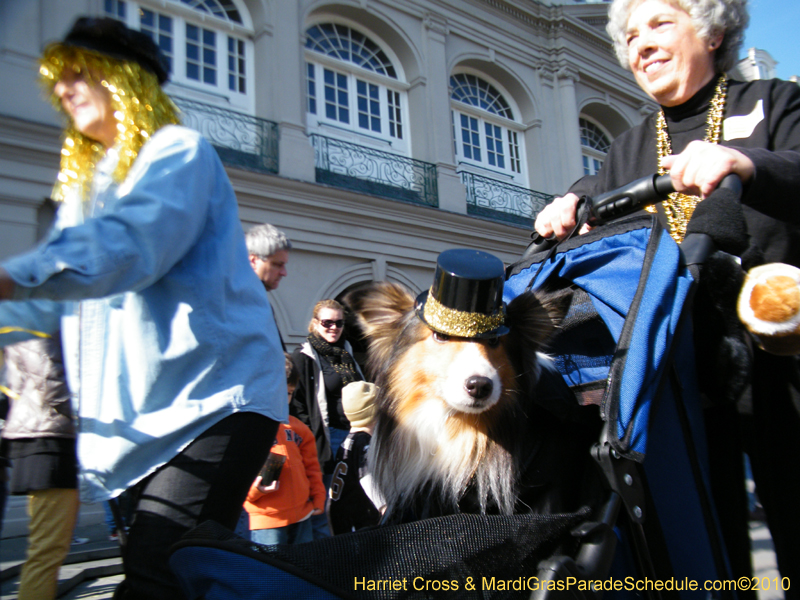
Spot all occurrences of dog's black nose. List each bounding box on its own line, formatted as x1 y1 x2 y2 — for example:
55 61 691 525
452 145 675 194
465 376 493 400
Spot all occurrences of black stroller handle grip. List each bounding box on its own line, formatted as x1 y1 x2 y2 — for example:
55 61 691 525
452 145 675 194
593 172 742 226
715 170 743 197
589 173 673 226
526 173 742 258
525 174 673 257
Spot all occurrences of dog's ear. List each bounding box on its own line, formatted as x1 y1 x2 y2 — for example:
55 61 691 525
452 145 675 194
505 287 572 351
538 286 573 328
346 282 416 361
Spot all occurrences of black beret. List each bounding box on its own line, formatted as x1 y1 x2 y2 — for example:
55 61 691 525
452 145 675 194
60 16 169 84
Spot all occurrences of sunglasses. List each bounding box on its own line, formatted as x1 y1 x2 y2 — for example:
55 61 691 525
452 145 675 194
318 319 344 329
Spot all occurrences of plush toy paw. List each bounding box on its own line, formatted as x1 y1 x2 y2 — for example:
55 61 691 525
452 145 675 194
737 263 800 355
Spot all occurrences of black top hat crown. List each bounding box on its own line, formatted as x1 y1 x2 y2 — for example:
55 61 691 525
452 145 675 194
59 17 169 84
415 249 509 339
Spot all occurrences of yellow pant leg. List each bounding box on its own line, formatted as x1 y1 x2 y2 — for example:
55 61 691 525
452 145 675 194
18 488 79 600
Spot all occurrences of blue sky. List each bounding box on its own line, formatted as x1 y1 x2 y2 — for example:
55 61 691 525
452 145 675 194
742 0 800 79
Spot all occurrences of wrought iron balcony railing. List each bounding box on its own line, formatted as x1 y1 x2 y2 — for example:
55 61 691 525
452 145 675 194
461 171 553 226
173 97 279 174
310 134 438 208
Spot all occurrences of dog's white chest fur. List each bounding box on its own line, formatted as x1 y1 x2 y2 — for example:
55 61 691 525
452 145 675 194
384 342 516 516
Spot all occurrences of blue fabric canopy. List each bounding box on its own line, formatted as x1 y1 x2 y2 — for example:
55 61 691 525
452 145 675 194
505 219 694 458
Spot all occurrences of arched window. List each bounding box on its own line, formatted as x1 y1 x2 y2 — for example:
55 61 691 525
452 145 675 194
305 23 408 152
579 117 611 176
103 0 252 110
450 73 525 184
177 0 242 23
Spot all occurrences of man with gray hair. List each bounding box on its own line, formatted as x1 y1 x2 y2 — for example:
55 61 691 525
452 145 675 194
246 223 291 350
246 224 291 292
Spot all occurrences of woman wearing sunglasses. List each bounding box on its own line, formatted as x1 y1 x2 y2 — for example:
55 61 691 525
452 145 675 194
290 299 365 537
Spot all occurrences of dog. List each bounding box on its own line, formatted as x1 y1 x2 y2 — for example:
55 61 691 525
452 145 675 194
346 267 596 524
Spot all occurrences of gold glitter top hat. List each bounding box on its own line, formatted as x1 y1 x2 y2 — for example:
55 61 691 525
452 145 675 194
415 249 509 339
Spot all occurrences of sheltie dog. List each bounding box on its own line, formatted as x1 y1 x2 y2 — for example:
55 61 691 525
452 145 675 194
347 282 593 524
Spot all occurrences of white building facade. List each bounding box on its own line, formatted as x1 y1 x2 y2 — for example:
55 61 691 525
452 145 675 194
0 0 651 350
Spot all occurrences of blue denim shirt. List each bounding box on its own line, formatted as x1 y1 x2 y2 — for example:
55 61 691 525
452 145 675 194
0 126 287 502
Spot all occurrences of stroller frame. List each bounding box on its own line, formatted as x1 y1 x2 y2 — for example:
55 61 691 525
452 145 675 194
507 195 741 599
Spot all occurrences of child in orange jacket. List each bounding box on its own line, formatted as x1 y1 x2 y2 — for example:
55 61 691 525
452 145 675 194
243 355 325 545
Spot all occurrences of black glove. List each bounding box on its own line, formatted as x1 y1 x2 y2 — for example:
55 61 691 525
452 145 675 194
686 186 749 257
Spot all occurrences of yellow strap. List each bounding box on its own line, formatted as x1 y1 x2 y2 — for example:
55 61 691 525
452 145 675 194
0 327 52 339
0 384 19 400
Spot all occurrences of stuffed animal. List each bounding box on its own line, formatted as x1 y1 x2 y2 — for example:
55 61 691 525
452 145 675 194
737 263 800 356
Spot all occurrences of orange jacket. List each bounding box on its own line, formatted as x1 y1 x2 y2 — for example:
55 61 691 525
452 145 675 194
244 416 325 529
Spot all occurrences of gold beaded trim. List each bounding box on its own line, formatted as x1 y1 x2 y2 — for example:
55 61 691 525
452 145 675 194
646 75 727 243
422 288 506 338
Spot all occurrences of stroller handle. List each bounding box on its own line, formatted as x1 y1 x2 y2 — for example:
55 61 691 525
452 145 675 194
589 173 673 226
526 173 742 257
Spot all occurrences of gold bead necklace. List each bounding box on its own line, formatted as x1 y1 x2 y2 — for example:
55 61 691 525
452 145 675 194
646 75 727 243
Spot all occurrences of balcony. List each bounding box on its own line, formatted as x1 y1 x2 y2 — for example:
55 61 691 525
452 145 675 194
173 98 279 174
310 134 438 208
461 171 553 227
169 102 550 227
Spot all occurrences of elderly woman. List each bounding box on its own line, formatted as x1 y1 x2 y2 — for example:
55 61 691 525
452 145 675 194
0 17 285 599
535 0 800 591
290 299 365 536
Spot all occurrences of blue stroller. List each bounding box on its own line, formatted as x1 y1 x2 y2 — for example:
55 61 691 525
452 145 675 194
169 175 744 599
504 175 746 599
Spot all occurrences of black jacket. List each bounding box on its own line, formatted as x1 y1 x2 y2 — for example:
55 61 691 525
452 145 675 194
289 339 364 473
570 77 800 268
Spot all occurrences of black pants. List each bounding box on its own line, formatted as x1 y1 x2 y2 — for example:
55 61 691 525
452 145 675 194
115 412 278 600
745 351 800 599
704 403 754 600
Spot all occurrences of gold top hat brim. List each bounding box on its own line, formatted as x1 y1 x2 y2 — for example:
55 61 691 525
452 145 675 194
415 288 508 339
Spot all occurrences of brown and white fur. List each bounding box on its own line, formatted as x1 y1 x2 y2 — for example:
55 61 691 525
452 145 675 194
346 282 577 524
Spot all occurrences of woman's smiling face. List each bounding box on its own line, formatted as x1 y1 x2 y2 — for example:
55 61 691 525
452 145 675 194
625 0 720 107
315 307 345 344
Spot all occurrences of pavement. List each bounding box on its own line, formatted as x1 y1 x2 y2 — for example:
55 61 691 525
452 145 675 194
0 495 784 599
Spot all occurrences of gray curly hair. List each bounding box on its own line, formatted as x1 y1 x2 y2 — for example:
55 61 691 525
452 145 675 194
606 0 749 74
245 223 292 259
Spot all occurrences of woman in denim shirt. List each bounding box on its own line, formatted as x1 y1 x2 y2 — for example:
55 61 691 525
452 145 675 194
0 17 285 599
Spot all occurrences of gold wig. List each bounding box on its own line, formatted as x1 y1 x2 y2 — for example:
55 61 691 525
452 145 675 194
39 44 180 202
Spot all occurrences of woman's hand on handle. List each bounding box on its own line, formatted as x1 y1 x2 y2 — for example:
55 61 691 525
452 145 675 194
533 140 754 242
534 193 593 241
661 141 754 199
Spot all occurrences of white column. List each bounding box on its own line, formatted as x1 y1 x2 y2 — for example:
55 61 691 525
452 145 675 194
555 66 584 189
415 13 466 214
261 1 315 182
